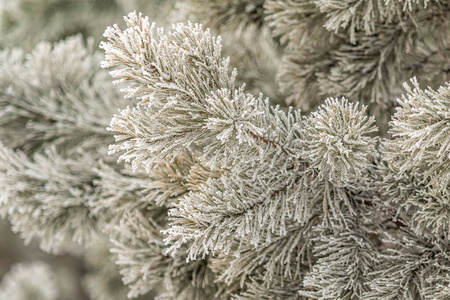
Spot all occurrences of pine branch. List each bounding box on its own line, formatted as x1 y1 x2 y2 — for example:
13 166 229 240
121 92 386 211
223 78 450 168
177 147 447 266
299 222 377 299
381 78 450 237
110 209 219 299
0 36 123 154
0 143 101 252
364 232 450 300
181 0 266 33
0 261 59 300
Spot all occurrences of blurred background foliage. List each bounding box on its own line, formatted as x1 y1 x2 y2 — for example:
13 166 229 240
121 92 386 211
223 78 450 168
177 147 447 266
0 1 175 299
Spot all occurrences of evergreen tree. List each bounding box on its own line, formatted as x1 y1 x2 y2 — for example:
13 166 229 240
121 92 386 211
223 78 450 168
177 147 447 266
0 0 449 299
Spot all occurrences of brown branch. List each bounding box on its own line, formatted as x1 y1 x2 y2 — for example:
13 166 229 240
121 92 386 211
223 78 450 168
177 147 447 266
246 129 297 157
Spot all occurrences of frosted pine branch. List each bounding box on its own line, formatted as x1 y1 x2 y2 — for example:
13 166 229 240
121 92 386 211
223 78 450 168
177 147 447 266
0 35 123 154
0 144 100 252
303 98 377 183
364 232 450 300
299 223 376 299
390 78 450 192
110 209 219 299
0 2 447 299
102 12 385 266
102 12 305 174
0 262 59 300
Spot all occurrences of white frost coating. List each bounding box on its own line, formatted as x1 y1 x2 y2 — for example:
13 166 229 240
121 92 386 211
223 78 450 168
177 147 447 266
0 261 58 300
100 10 450 299
303 98 377 183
